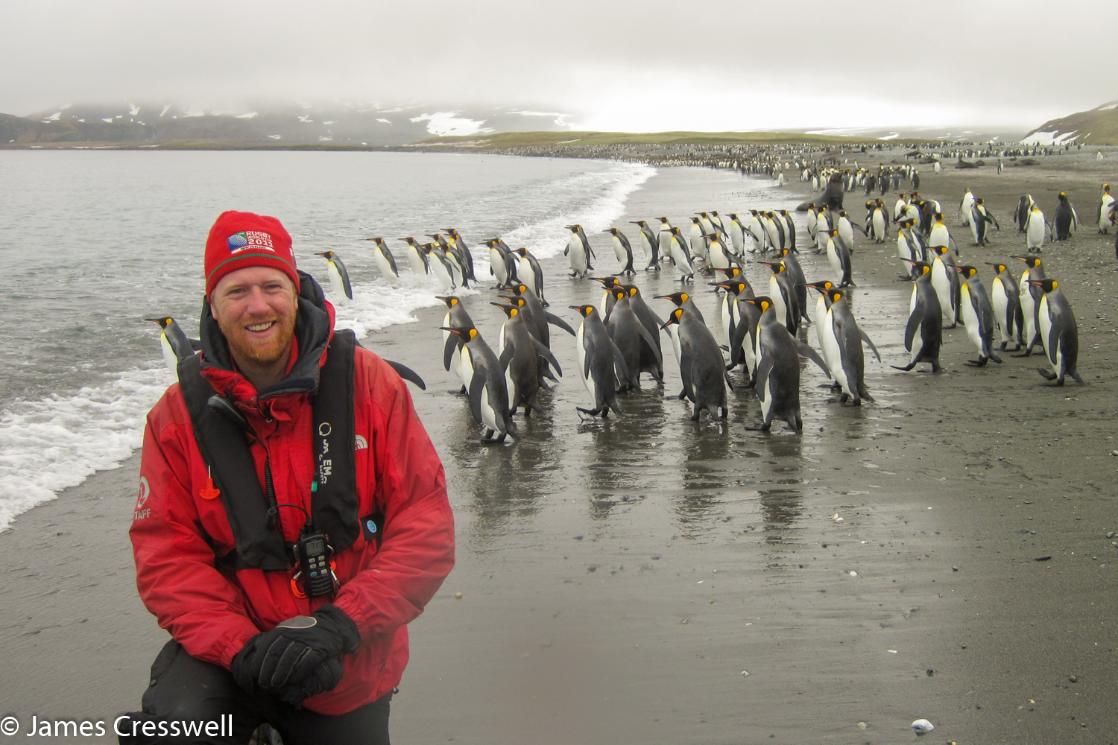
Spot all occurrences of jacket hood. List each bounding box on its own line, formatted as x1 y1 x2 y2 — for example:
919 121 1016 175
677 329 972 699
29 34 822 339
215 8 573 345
199 270 336 405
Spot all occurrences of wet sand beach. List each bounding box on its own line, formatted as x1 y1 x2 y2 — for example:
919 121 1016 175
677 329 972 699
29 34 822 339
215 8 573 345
1 152 1117 744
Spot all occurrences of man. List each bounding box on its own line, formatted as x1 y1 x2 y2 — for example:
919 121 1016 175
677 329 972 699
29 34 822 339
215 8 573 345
121 211 454 744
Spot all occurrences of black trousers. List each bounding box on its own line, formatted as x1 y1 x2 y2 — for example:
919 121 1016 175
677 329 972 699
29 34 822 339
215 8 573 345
118 641 391 745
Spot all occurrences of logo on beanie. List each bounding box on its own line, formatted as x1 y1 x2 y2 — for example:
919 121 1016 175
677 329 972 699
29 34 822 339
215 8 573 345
227 230 276 255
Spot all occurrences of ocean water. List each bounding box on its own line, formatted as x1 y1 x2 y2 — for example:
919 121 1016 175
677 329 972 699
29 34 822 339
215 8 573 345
0 150 656 531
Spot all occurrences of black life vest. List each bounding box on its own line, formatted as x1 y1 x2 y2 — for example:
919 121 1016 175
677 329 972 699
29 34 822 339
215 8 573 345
177 329 359 571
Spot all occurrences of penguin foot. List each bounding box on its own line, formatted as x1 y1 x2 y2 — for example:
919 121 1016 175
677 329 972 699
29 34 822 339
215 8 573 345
965 357 988 367
990 353 1003 364
1036 367 1057 381
1011 350 1033 358
890 363 917 372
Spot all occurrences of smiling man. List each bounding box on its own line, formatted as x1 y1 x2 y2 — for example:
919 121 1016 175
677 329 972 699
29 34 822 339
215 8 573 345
121 211 454 744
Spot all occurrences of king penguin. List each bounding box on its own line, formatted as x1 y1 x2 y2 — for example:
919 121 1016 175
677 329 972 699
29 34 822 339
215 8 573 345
660 307 729 421
147 316 199 375
622 285 664 383
1054 192 1079 241
437 295 475 394
667 226 696 282
606 287 662 390
892 261 943 373
820 286 879 405
629 219 661 270
604 227 636 276
986 262 1024 351
491 302 562 416
400 236 430 276
956 265 1003 366
742 296 829 432
315 250 354 303
1098 184 1114 234
511 247 546 305
1029 277 1084 385
1012 254 1046 356
441 325 517 443
1024 204 1047 253
564 224 595 278
929 244 960 328
571 304 628 417
364 237 400 281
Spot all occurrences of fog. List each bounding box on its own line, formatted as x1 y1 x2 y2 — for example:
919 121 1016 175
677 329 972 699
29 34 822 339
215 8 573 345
1 0 1107 130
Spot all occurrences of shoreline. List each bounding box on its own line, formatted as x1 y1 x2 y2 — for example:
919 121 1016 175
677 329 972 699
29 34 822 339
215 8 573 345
1 154 1117 744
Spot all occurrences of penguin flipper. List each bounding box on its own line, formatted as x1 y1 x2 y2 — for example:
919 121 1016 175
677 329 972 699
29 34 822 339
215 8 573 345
635 323 663 365
903 304 922 352
443 335 460 372
610 340 631 386
859 329 882 362
795 340 831 378
498 344 515 374
545 312 577 336
386 360 427 390
189 338 202 352
467 374 485 424
531 338 563 378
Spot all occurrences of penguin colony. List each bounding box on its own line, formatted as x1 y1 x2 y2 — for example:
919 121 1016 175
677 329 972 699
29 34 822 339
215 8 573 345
148 175 1091 444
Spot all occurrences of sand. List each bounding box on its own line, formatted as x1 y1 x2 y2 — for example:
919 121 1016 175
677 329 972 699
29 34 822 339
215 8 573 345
1 150 1117 745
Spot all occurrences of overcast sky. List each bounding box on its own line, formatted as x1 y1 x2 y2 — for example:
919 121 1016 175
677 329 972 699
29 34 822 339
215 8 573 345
1 0 1109 131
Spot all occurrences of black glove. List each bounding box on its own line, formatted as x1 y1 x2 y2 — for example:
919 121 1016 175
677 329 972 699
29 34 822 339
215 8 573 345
232 605 359 697
277 657 344 707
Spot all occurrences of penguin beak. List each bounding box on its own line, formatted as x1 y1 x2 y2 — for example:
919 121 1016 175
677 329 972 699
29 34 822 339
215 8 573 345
439 326 462 337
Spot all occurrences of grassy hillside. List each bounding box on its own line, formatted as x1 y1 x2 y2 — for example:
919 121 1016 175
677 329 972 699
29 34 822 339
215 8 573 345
1024 102 1118 145
419 130 869 148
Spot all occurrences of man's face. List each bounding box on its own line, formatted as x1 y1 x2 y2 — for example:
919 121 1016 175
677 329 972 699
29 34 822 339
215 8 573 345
209 266 297 371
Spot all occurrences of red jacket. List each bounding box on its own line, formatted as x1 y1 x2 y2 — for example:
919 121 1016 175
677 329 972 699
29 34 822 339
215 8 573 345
130 294 454 715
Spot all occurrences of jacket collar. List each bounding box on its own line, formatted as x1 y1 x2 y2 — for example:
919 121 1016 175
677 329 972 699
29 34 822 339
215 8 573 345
199 271 336 408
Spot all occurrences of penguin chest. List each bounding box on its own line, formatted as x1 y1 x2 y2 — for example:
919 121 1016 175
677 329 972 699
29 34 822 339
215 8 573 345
826 241 842 278
567 236 587 270
407 246 427 274
611 236 626 263
1027 217 1044 247
960 284 983 351
159 335 180 375
478 381 501 432
822 313 845 389
873 211 886 238
577 324 595 399
490 249 509 281
929 224 948 246
931 263 953 310
1038 297 1057 368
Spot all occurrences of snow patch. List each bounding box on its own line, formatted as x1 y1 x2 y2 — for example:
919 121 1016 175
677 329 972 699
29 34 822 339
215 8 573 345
1021 130 1079 145
268 134 282 140
159 104 171 118
877 132 900 141
318 136 333 142
376 118 391 124
41 112 61 122
409 112 494 137
129 103 140 116
1097 102 1118 111
100 117 114 124
235 111 259 119
297 114 313 124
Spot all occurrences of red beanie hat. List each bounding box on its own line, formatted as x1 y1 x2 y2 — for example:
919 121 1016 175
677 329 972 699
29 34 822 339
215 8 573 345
204 210 300 298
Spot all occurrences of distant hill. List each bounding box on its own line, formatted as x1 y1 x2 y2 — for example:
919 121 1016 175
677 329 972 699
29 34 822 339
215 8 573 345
1023 101 1118 145
0 102 575 148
